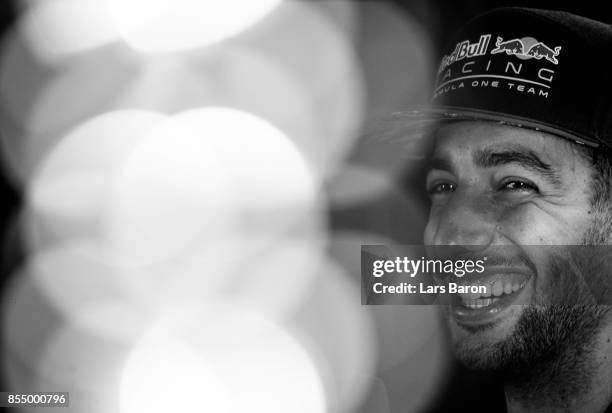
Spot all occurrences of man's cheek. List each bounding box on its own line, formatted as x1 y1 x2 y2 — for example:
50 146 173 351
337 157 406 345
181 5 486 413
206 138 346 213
528 251 568 306
503 201 594 245
497 203 554 243
533 250 598 307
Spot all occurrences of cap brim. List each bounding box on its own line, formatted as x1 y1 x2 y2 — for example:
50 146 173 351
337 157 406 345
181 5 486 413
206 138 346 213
367 105 601 150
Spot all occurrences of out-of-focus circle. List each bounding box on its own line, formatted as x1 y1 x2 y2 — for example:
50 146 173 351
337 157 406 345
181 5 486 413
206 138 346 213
20 0 119 62
119 303 326 413
111 240 248 309
1 275 149 413
25 110 166 255
102 111 235 266
187 47 320 173
289 257 377 413
0 41 143 184
107 0 282 53
23 242 158 341
242 1 365 178
26 48 141 144
110 234 326 325
104 107 319 267
34 318 134 413
10 44 321 183
226 239 325 322
114 55 217 113
1 2 365 185
185 106 317 209
121 333 229 413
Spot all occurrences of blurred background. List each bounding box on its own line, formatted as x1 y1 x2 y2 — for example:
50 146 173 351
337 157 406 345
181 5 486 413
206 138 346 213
0 1 608 412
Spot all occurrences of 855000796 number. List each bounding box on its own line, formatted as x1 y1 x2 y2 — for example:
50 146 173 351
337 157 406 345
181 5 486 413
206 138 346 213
1 392 69 407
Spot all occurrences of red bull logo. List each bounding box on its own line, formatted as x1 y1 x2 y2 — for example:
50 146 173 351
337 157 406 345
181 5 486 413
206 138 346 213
491 36 562 64
438 34 491 74
433 32 562 101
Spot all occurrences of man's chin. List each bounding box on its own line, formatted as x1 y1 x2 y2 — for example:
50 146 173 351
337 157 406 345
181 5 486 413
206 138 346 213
448 303 611 378
448 304 526 370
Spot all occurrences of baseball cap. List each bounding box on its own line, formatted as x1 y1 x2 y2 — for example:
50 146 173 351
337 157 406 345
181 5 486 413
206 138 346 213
379 7 612 151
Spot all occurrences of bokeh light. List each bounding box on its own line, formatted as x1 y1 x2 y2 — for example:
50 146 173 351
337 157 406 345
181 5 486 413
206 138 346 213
107 0 283 53
239 1 365 178
119 304 326 413
0 42 143 184
1 2 365 185
16 0 289 58
33 316 134 413
120 333 229 413
290 258 378 413
104 107 319 267
25 110 166 255
0 1 447 412
19 0 119 62
23 243 151 341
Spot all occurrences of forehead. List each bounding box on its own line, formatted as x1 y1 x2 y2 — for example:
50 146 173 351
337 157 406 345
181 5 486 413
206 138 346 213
432 121 583 167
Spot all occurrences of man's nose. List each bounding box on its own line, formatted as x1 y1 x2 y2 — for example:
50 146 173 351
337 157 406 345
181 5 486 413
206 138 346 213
429 192 497 250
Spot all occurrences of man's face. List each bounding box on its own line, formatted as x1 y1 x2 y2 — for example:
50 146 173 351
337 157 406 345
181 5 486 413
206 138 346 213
423 120 611 372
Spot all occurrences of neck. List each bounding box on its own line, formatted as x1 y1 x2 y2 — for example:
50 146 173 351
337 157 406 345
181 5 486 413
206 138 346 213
504 326 612 413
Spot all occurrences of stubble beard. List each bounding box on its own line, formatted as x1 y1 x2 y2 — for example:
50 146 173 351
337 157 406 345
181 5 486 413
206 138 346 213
450 240 612 406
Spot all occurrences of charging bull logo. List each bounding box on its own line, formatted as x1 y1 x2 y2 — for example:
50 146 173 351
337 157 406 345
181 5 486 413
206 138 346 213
526 42 562 64
491 36 561 64
492 37 524 54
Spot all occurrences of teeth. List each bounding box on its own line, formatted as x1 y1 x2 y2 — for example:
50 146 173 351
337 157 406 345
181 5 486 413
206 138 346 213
460 279 528 308
464 298 493 309
492 280 504 296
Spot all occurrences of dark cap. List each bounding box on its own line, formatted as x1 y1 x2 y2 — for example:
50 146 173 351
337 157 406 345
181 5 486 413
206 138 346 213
397 7 612 150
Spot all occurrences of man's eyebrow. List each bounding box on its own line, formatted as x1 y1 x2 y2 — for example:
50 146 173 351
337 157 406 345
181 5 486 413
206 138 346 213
474 147 562 186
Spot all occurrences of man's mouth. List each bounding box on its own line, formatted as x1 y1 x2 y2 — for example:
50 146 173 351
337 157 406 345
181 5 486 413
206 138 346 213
459 277 526 309
450 268 532 326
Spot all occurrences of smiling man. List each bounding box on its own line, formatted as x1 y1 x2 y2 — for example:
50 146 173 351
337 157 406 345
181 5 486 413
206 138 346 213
404 7 612 413
425 121 612 412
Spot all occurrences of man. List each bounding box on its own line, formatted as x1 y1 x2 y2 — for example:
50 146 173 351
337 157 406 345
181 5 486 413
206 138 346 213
402 7 612 413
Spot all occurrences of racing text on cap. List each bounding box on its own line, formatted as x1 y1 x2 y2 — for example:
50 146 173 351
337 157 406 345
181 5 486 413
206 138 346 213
434 34 562 100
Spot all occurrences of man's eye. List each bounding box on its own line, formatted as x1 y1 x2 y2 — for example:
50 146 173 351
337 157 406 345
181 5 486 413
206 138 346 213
428 182 456 195
499 179 539 193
